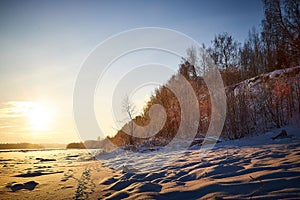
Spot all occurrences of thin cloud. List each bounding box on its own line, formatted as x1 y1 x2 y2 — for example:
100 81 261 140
0 101 34 118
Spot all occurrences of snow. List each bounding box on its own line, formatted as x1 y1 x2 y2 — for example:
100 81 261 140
233 66 300 95
95 125 300 199
95 125 300 173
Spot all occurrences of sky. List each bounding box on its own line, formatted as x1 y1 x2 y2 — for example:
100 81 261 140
0 0 264 144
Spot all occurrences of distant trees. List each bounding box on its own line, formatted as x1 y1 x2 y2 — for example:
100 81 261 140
66 142 86 149
0 143 44 149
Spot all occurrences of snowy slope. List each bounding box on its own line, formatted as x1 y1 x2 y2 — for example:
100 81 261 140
223 66 300 139
233 66 300 95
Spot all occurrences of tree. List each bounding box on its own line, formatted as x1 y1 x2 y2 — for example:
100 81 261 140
209 32 240 70
179 60 197 81
186 44 213 76
240 27 266 79
262 0 300 69
121 95 137 145
186 46 197 67
199 43 211 75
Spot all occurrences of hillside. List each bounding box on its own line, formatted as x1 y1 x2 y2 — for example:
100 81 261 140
224 66 300 139
107 66 300 149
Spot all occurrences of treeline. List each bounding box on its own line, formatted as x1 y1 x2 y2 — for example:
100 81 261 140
66 142 86 149
108 0 300 147
0 143 44 149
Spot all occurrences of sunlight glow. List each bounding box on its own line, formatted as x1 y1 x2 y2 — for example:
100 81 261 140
28 104 53 131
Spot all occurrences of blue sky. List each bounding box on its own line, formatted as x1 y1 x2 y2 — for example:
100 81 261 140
0 0 264 143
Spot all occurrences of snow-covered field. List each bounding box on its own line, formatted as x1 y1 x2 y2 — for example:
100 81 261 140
92 125 300 199
1 125 300 199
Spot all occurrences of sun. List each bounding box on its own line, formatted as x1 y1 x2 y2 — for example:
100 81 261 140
28 104 53 131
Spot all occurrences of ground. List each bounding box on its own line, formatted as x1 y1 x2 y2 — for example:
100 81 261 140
1 125 300 199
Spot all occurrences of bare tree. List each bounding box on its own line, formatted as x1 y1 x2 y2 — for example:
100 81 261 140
210 32 240 70
240 27 266 79
122 95 137 145
186 46 197 67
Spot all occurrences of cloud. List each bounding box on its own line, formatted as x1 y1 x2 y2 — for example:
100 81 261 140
0 101 34 134
0 101 34 118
